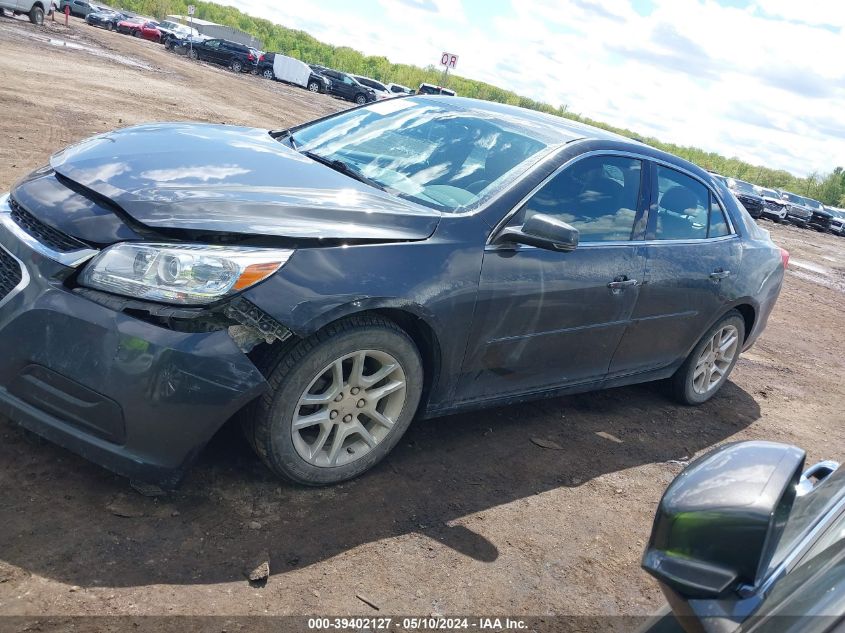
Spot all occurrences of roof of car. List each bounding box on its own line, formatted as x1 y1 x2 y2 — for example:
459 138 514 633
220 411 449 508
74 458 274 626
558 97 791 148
420 96 714 177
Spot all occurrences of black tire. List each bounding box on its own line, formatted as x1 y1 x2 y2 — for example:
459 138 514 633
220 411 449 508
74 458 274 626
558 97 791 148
231 59 243 73
106 22 113 30
29 5 44 24
244 315 424 485
133 29 141 37
164 37 174 50
354 93 367 105
188 48 198 60
670 310 745 405
307 81 320 93
262 68 274 79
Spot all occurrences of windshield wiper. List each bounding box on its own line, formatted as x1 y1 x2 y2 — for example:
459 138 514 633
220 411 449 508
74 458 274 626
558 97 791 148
270 129 298 149
300 150 387 192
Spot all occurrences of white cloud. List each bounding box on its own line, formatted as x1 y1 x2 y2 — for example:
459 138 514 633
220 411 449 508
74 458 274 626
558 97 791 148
218 0 844 177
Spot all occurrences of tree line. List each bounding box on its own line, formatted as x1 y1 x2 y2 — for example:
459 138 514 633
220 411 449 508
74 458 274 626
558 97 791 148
116 0 845 207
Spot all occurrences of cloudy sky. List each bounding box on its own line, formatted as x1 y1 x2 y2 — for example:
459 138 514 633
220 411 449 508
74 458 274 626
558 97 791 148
219 0 843 177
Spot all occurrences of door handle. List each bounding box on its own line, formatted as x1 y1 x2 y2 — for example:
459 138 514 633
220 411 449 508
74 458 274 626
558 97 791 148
607 276 639 291
709 269 731 280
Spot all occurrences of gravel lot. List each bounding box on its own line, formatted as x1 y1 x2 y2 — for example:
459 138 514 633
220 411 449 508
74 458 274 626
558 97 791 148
1 13 844 627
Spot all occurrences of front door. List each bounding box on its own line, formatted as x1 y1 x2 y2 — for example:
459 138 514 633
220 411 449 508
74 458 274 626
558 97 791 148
456 154 649 403
608 163 742 376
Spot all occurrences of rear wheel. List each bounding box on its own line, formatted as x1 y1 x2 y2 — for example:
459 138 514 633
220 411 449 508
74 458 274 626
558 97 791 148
670 311 744 405
262 68 274 79
188 48 198 60
244 315 423 485
29 5 44 24
133 29 141 37
231 59 243 73
106 22 113 30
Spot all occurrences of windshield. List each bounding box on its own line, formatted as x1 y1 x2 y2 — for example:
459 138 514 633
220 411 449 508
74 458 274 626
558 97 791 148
760 188 779 198
782 191 803 204
290 98 552 212
806 198 824 211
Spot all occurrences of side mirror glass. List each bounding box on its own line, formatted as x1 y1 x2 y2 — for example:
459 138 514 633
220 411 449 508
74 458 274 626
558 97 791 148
643 441 805 602
496 213 579 252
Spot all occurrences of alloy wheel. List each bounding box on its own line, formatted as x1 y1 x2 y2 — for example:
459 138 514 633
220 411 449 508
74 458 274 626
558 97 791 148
291 349 407 468
692 324 739 394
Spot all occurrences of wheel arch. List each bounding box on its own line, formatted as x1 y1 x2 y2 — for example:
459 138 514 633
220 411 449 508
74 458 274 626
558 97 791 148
732 302 757 343
274 299 444 412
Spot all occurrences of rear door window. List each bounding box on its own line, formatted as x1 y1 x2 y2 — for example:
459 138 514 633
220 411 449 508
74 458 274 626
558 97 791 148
708 196 731 237
654 166 709 240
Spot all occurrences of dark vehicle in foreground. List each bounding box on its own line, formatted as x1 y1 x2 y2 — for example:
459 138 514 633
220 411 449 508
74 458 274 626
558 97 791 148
0 97 785 488
780 190 814 227
640 440 844 633
182 38 258 72
310 65 376 104
85 9 126 30
756 186 788 222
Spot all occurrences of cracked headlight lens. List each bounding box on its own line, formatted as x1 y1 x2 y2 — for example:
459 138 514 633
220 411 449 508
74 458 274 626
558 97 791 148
80 242 293 305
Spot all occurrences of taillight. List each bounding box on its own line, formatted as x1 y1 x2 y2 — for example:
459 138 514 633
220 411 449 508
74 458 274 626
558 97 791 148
780 248 790 269
248 53 254 61
259 54 264 61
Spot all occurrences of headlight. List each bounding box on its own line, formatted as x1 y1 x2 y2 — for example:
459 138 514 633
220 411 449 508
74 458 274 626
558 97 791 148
79 243 293 305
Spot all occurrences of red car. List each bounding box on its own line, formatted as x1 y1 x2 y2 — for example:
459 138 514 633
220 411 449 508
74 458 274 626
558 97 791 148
117 18 161 41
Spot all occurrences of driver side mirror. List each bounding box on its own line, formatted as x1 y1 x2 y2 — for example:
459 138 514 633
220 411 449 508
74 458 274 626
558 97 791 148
496 213 579 252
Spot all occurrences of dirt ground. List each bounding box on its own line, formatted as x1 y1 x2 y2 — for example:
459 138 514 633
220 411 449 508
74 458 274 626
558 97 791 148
1 13 845 628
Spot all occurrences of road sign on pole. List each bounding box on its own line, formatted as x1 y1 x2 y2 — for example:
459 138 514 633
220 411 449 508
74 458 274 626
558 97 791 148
187 5 195 57
439 52 458 87
439 52 458 70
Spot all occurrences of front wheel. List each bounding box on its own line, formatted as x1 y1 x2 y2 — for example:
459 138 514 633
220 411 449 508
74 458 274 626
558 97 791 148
106 22 113 30
670 311 745 405
133 29 141 37
244 315 423 485
29 5 44 23
354 93 367 105
307 81 320 92
188 48 198 60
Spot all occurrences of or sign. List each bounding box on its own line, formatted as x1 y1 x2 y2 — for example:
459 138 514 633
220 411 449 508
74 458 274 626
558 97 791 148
187 4 195 14
440 52 458 69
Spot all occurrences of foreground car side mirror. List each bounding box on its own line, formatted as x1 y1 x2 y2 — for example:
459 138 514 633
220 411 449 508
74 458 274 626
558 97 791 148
496 213 579 252
643 441 805 613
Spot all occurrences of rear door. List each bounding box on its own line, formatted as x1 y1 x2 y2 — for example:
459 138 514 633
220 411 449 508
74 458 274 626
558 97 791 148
456 153 649 402
608 163 741 376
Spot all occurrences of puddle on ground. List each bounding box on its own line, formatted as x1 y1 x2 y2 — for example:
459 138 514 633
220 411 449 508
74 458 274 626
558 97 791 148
790 259 831 276
5 24 156 70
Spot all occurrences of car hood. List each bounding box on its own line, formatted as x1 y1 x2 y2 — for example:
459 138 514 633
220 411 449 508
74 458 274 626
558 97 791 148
48 123 440 242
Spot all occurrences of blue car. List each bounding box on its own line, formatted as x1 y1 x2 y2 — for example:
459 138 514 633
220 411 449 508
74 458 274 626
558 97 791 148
0 97 785 487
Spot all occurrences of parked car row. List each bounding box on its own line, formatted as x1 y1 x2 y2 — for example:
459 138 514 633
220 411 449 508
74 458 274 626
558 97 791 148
711 173 841 237
81 8 455 105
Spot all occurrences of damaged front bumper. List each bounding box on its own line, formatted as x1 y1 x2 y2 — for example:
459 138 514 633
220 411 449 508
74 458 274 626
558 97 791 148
0 195 271 487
